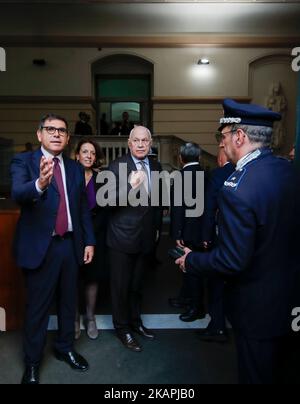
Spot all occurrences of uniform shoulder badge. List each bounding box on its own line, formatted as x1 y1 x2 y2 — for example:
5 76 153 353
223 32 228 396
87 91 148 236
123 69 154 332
224 169 246 191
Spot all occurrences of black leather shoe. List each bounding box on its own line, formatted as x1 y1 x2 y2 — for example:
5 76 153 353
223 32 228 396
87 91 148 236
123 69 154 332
179 307 206 322
196 329 228 343
168 297 192 309
132 325 155 340
21 365 40 385
54 350 89 372
117 332 143 352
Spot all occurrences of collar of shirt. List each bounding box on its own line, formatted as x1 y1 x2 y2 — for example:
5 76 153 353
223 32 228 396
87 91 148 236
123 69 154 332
183 162 200 169
131 154 150 168
236 149 262 171
41 146 63 163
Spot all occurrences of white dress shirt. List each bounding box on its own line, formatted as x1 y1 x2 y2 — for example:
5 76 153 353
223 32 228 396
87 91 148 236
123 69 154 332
183 162 200 169
36 147 73 232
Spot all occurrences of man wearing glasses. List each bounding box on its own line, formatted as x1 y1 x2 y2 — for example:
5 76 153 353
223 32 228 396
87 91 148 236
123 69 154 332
106 126 162 352
11 114 95 384
175 99 299 384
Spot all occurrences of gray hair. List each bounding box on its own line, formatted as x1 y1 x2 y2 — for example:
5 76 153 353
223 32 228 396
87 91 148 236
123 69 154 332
232 124 273 148
180 142 201 164
129 126 152 140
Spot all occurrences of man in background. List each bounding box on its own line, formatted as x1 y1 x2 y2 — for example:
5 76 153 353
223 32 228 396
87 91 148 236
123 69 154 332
120 111 134 137
74 112 93 137
197 144 235 342
170 143 206 322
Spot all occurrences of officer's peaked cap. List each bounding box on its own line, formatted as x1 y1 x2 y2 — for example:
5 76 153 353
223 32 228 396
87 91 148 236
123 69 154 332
218 98 281 131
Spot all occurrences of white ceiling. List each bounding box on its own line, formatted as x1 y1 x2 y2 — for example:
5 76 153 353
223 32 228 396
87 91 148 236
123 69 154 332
0 2 299 36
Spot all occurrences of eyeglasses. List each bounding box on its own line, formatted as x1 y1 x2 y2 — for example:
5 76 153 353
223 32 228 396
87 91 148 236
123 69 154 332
131 139 151 146
42 126 68 137
221 129 237 138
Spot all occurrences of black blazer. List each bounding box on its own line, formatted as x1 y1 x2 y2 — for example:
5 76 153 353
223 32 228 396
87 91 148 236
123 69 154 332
170 163 204 248
106 154 162 255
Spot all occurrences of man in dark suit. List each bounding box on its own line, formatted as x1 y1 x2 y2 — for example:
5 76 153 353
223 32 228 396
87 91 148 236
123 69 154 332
170 143 206 322
106 126 161 352
11 114 95 384
176 99 299 384
198 147 235 341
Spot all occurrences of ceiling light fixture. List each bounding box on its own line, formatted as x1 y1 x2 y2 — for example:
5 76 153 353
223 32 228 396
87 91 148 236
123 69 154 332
198 58 210 65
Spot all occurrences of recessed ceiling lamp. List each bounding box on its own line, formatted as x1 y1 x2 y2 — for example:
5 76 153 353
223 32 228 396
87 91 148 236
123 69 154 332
198 58 210 65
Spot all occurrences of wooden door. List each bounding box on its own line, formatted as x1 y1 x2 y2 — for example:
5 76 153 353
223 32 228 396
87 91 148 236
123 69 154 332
0 208 25 331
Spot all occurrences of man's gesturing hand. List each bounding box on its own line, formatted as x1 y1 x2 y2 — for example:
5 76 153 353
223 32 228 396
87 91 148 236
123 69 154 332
38 156 54 191
129 170 146 190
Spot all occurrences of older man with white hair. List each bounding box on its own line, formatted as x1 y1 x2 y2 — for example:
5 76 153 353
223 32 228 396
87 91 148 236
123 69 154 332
106 126 162 352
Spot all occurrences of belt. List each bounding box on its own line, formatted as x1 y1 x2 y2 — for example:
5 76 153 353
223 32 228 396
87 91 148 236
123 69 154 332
52 232 73 241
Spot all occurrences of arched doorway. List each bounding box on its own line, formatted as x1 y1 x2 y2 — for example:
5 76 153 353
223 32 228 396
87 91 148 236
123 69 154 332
92 54 154 135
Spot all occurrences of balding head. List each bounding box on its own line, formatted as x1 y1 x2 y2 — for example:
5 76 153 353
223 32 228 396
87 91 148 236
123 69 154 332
128 126 152 160
129 126 152 141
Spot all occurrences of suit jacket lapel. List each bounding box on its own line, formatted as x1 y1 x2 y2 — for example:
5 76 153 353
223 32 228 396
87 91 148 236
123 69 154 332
63 155 75 196
32 148 43 178
127 154 139 173
149 158 157 174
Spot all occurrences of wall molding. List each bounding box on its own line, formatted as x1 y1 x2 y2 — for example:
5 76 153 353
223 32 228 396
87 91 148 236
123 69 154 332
0 96 94 104
0 96 252 105
152 96 252 104
1 35 299 48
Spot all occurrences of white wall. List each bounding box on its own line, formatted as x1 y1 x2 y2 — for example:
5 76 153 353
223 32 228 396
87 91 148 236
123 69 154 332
0 46 297 156
0 47 294 97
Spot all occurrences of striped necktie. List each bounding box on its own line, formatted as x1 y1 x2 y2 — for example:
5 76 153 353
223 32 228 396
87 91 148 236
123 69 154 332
138 160 150 195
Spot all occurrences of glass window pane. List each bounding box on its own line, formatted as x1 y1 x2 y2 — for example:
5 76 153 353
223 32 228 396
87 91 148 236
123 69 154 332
112 102 140 123
97 78 149 99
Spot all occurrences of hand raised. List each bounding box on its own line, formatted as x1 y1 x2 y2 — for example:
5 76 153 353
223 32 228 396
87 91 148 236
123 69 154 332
38 156 54 191
129 170 146 190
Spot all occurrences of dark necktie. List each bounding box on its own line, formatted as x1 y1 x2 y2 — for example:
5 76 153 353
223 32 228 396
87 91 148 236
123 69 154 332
53 157 68 237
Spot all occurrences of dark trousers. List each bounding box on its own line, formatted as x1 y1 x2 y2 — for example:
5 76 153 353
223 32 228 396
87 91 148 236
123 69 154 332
23 236 78 366
180 242 204 309
109 248 147 332
235 334 285 384
207 273 226 331
180 272 204 309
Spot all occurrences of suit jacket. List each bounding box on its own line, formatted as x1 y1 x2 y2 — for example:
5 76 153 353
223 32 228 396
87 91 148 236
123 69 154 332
170 163 204 248
11 149 96 270
187 149 299 338
106 154 162 255
201 162 235 243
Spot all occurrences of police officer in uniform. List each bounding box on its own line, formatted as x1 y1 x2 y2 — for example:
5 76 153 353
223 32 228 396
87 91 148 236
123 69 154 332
176 99 299 384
